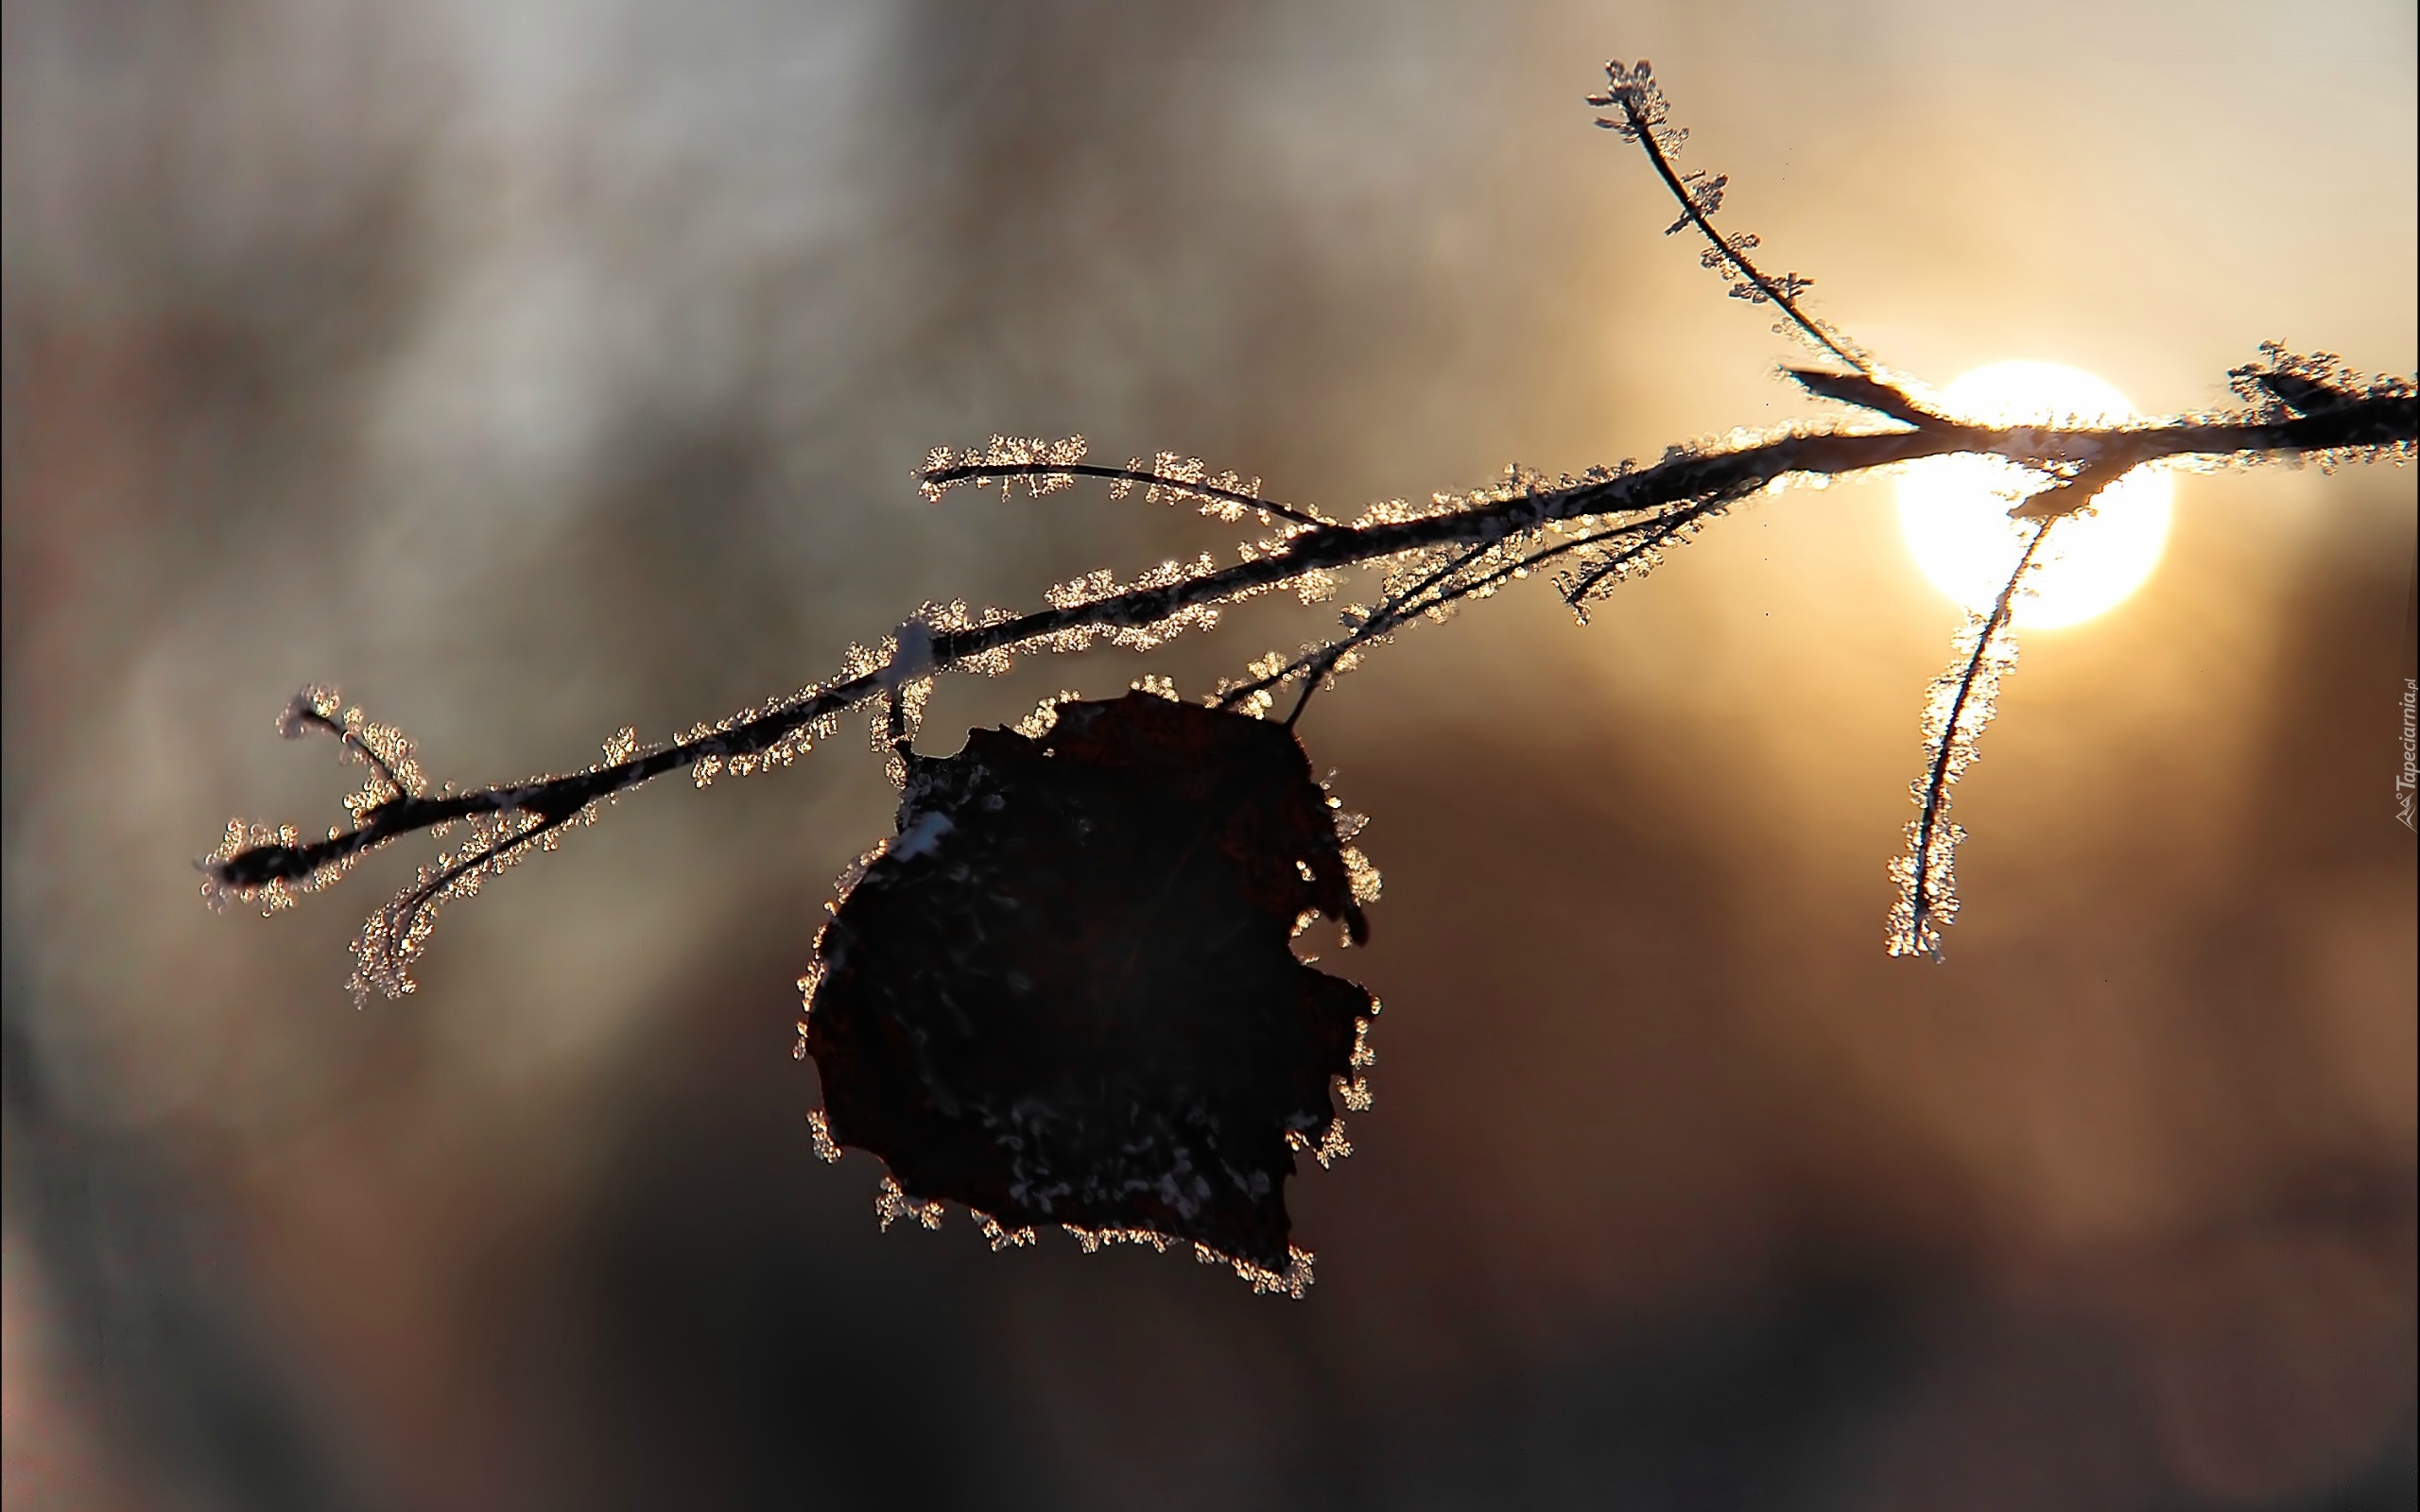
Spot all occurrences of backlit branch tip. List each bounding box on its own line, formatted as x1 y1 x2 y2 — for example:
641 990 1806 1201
1591 59 1876 380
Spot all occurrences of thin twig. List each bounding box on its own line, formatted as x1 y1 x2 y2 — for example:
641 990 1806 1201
922 460 1328 528
1903 525 2047 957
1599 68 1873 376
1231 536 1504 719
390 812 574 960
1240 506 1717 725
287 704 417 800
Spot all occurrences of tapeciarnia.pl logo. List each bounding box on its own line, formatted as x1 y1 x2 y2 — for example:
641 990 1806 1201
2397 678 2416 832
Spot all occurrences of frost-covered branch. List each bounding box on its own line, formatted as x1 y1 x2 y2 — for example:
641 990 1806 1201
1888 524 2048 959
1590 60 1874 377
201 58 2416 997
205 395 2410 909
919 440 1329 528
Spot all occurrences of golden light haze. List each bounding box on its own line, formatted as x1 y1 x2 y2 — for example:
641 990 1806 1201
1895 361 2175 627
5 2 2411 1508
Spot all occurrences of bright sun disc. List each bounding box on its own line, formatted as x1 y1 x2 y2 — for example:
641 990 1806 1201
1895 361 2172 628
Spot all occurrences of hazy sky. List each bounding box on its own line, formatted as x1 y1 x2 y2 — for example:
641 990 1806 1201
6 4 2413 1508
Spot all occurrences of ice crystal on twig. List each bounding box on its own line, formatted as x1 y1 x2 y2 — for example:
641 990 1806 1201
921 438 1326 528
347 795 598 1006
1113 451 1270 524
199 819 333 916
2224 343 2418 468
919 435 1089 499
1591 59 1870 375
1587 59 1686 154
277 684 426 812
1887 527 2047 958
199 687 430 916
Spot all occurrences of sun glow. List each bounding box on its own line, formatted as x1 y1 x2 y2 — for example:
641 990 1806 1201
1895 361 2172 628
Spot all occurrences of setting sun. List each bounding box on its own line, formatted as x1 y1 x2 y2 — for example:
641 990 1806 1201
1895 361 2173 628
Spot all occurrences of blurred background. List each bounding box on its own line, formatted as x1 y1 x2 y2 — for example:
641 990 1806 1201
5 1 2414 1507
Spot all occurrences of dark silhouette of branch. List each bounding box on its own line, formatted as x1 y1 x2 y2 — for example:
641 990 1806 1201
201 56 2418 1002
1786 369 1945 428
206 402 2409 878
